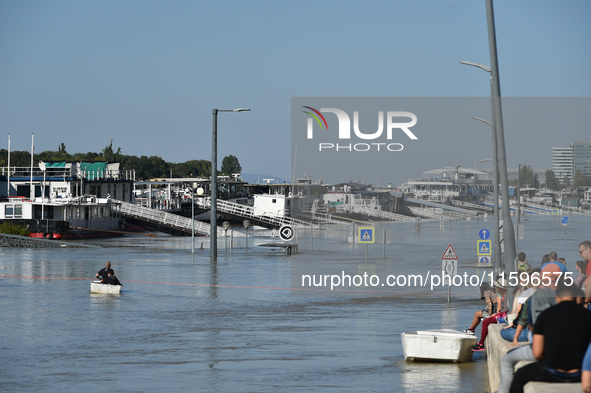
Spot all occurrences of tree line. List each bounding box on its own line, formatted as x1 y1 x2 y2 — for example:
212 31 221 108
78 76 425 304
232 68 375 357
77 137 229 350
515 165 591 191
0 142 242 181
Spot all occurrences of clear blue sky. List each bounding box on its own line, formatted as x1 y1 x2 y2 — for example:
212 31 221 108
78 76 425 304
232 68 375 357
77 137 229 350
1 0 589 185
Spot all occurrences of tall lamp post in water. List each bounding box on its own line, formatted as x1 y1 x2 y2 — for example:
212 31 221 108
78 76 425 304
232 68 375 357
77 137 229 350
460 58 502 273
211 108 251 261
472 115 502 274
459 29 517 273
484 0 517 274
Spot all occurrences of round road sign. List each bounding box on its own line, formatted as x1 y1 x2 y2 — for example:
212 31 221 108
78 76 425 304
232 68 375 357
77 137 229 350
279 225 295 241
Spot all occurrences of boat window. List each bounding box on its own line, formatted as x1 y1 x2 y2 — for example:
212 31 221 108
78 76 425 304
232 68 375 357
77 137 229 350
4 204 23 218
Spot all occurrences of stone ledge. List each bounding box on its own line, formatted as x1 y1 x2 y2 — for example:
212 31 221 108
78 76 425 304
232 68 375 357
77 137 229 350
524 382 580 393
486 324 530 392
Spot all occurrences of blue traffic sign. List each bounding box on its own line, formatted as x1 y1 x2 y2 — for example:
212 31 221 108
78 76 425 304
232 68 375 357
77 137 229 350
479 228 490 240
561 216 569 225
358 227 375 244
477 240 492 256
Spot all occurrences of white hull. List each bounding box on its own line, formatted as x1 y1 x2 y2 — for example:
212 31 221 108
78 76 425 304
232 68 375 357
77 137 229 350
90 281 121 294
401 329 477 362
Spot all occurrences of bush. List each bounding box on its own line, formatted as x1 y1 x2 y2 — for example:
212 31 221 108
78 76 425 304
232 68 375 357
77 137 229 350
0 221 31 236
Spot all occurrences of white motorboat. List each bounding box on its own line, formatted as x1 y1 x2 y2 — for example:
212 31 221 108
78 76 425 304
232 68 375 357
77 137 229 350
401 329 477 362
90 281 122 294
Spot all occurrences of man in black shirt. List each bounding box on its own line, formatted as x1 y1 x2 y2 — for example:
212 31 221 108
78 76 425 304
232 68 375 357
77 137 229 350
96 261 121 285
509 281 591 393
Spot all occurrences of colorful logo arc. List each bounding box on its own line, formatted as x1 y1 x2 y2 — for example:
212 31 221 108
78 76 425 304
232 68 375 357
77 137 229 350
302 106 328 130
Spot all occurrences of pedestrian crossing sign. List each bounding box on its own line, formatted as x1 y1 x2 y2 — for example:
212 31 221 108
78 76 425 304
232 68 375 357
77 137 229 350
358 227 375 244
477 240 492 256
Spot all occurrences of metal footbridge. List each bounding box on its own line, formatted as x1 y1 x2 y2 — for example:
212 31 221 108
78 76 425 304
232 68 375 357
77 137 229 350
335 204 416 222
114 200 231 237
197 197 316 229
114 198 315 237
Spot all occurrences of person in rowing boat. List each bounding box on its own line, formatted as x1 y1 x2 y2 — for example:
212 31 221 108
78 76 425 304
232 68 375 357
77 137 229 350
96 261 122 285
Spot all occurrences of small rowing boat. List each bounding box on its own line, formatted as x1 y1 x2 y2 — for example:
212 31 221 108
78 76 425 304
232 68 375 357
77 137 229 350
90 281 122 294
401 329 477 362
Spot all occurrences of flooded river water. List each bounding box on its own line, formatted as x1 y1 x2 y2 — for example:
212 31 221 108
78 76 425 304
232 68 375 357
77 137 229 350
1 214 588 392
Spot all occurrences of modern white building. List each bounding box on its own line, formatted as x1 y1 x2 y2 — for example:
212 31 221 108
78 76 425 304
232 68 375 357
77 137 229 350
552 146 574 182
552 140 591 182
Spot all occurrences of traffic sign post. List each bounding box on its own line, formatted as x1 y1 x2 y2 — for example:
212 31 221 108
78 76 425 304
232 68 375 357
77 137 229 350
358 227 375 244
479 228 490 240
441 244 458 303
358 226 375 264
562 216 568 239
477 240 492 256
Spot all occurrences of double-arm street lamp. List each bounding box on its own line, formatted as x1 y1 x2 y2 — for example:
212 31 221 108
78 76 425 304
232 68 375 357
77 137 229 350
458 0 517 275
211 108 251 261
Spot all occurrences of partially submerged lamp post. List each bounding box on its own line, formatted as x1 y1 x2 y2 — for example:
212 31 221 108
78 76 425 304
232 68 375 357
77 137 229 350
210 108 250 261
222 221 230 251
243 219 250 249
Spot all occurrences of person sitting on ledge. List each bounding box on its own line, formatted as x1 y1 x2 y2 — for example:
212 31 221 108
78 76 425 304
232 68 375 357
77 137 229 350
500 269 536 345
470 276 508 352
494 267 557 393
96 261 122 286
463 281 500 335
509 280 591 393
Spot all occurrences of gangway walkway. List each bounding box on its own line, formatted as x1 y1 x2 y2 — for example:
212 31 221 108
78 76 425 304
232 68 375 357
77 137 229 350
114 200 235 237
336 204 416 222
197 197 316 229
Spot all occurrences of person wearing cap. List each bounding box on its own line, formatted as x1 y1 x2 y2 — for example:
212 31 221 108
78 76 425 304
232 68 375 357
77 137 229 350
471 276 508 352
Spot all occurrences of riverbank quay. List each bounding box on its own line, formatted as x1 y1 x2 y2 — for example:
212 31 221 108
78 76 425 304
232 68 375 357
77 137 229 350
485 324 581 393
0 233 100 248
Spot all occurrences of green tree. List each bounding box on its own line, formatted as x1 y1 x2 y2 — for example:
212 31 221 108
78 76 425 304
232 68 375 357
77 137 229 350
220 155 242 177
518 165 535 187
572 170 591 190
545 170 561 191
101 141 122 162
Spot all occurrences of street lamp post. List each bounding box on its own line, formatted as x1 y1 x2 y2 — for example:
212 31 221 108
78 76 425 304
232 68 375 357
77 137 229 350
472 116 501 273
517 164 523 226
460 57 516 274
461 59 501 273
211 108 250 261
485 0 517 275
222 221 230 251
457 0 518 275
243 219 250 248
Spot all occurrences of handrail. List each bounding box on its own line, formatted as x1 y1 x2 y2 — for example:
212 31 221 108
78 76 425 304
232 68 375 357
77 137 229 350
336 204 415 222
197 197 316 229
113 200 239 237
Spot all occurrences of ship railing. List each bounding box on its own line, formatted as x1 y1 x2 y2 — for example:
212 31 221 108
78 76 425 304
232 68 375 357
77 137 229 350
78 170 136 182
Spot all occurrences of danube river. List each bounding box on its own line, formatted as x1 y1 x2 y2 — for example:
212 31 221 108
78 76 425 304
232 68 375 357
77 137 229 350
1 213 588 392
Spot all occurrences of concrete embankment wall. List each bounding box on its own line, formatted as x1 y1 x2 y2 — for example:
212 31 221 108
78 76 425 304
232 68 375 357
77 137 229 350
485 324 581 393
